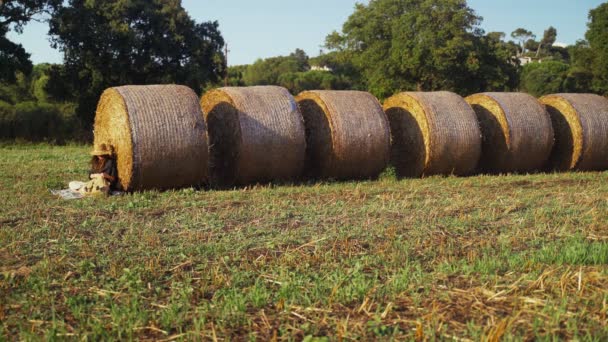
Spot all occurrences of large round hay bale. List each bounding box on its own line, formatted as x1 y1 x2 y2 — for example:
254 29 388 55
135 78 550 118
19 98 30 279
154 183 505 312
383 91 482 178
93 85 209 191
540 93 608 171
465 92 554 173
295 90 390 180
201 86 306 186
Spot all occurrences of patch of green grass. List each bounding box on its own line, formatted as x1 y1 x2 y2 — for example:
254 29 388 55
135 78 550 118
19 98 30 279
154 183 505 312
1 144 608 340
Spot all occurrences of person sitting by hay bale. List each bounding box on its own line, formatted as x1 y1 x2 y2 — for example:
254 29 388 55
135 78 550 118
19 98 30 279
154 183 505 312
69 144 118 196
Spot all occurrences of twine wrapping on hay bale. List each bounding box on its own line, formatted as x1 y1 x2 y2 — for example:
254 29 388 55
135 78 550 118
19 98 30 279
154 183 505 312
383 91 482 178
540 93 608 171
93 85 208 191
201 86 306 186
466 92 554 173
296 90 390 180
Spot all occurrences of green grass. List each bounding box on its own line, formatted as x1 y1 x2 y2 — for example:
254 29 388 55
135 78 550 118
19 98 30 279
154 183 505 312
1 144 607 340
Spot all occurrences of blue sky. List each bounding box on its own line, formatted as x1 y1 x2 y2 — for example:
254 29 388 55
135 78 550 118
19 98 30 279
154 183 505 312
7 0 605 66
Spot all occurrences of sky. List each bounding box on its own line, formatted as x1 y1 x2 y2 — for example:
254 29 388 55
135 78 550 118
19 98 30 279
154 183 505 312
6 0 606 66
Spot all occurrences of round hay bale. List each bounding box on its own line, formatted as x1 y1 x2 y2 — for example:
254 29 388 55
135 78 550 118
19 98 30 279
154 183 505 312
465 92 554 173
383 91 482 178
201 86 306 186
295 90 390 180
540 93 608 171
93 85 208 191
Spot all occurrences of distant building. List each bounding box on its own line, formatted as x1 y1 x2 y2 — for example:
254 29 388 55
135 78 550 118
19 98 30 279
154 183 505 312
518 56 543 66
310 65 333 72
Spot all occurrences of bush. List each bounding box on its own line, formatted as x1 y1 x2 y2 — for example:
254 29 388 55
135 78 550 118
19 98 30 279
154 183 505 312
519 61 569 97
0 101 82 142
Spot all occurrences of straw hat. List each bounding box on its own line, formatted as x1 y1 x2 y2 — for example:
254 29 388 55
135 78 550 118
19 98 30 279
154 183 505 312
90 143 113 156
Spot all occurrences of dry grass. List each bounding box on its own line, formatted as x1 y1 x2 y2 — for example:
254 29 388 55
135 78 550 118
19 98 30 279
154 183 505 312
296 90 390 180
1 144 608 340
384 92 481 178
94 85 208 191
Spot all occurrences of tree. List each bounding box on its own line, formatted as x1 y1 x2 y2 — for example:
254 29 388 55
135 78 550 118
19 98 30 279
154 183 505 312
47 0 225 126
511 28 535 56
325 0 517 99
586 3 608 94
242 49 309 86
536 26 557 57
519 61 569 96
0 0 60 82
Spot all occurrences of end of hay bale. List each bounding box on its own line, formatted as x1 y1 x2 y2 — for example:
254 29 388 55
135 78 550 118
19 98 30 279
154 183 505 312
200 88 242 187
384 92 481 178
93 88 134 190
539 94 584 171
296 90 390 180
383 93 431 178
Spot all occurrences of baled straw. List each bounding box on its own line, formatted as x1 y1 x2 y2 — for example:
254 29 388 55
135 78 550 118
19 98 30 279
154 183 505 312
201 86 306 186
93 85 208 191
383 91 481 177
296 90 390 180
540 93 608 171
465 92 554 173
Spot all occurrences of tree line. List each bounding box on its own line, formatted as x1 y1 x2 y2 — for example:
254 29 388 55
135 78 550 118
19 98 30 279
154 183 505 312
1 0 608 142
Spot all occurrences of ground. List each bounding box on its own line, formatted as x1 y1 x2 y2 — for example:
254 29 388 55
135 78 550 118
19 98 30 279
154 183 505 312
1 144 607 340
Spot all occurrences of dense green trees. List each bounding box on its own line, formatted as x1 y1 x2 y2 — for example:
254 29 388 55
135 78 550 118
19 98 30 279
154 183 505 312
586 3 608 94
46 0 225 126
323 0 518 99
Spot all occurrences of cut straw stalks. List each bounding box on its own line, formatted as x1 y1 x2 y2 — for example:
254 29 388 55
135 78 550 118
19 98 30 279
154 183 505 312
93 85 209 191
296 90 390 180
383 91 482 178
201 86 306 187
540 93 608 171
466 92 554 173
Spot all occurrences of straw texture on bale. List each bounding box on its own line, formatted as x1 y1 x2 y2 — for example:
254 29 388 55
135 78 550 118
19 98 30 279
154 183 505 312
540 93 608 171
93 85 208 191
383 91 482 178
466 92 554 173
201 86 306 186
296 90 390 180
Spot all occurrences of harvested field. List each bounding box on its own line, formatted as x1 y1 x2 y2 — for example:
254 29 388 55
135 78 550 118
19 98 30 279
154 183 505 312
296 90 390 180
540 93 608 171
201 86 306 187
1 144 607 340
93 85 208 191
384 91 481 178
466 92 554 174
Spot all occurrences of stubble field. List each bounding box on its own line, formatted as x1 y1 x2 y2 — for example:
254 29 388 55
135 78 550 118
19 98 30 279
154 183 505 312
1 144 607 340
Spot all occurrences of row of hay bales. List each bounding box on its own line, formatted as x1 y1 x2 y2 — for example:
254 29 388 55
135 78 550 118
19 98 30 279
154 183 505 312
93 85 608 191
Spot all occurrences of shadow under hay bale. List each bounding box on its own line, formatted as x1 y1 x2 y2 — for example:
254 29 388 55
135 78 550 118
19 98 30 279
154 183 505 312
201 86 306 187
541 93 608 172
296 90 390 180
383 91 482 178
466 92 554 174
93 85 209 191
